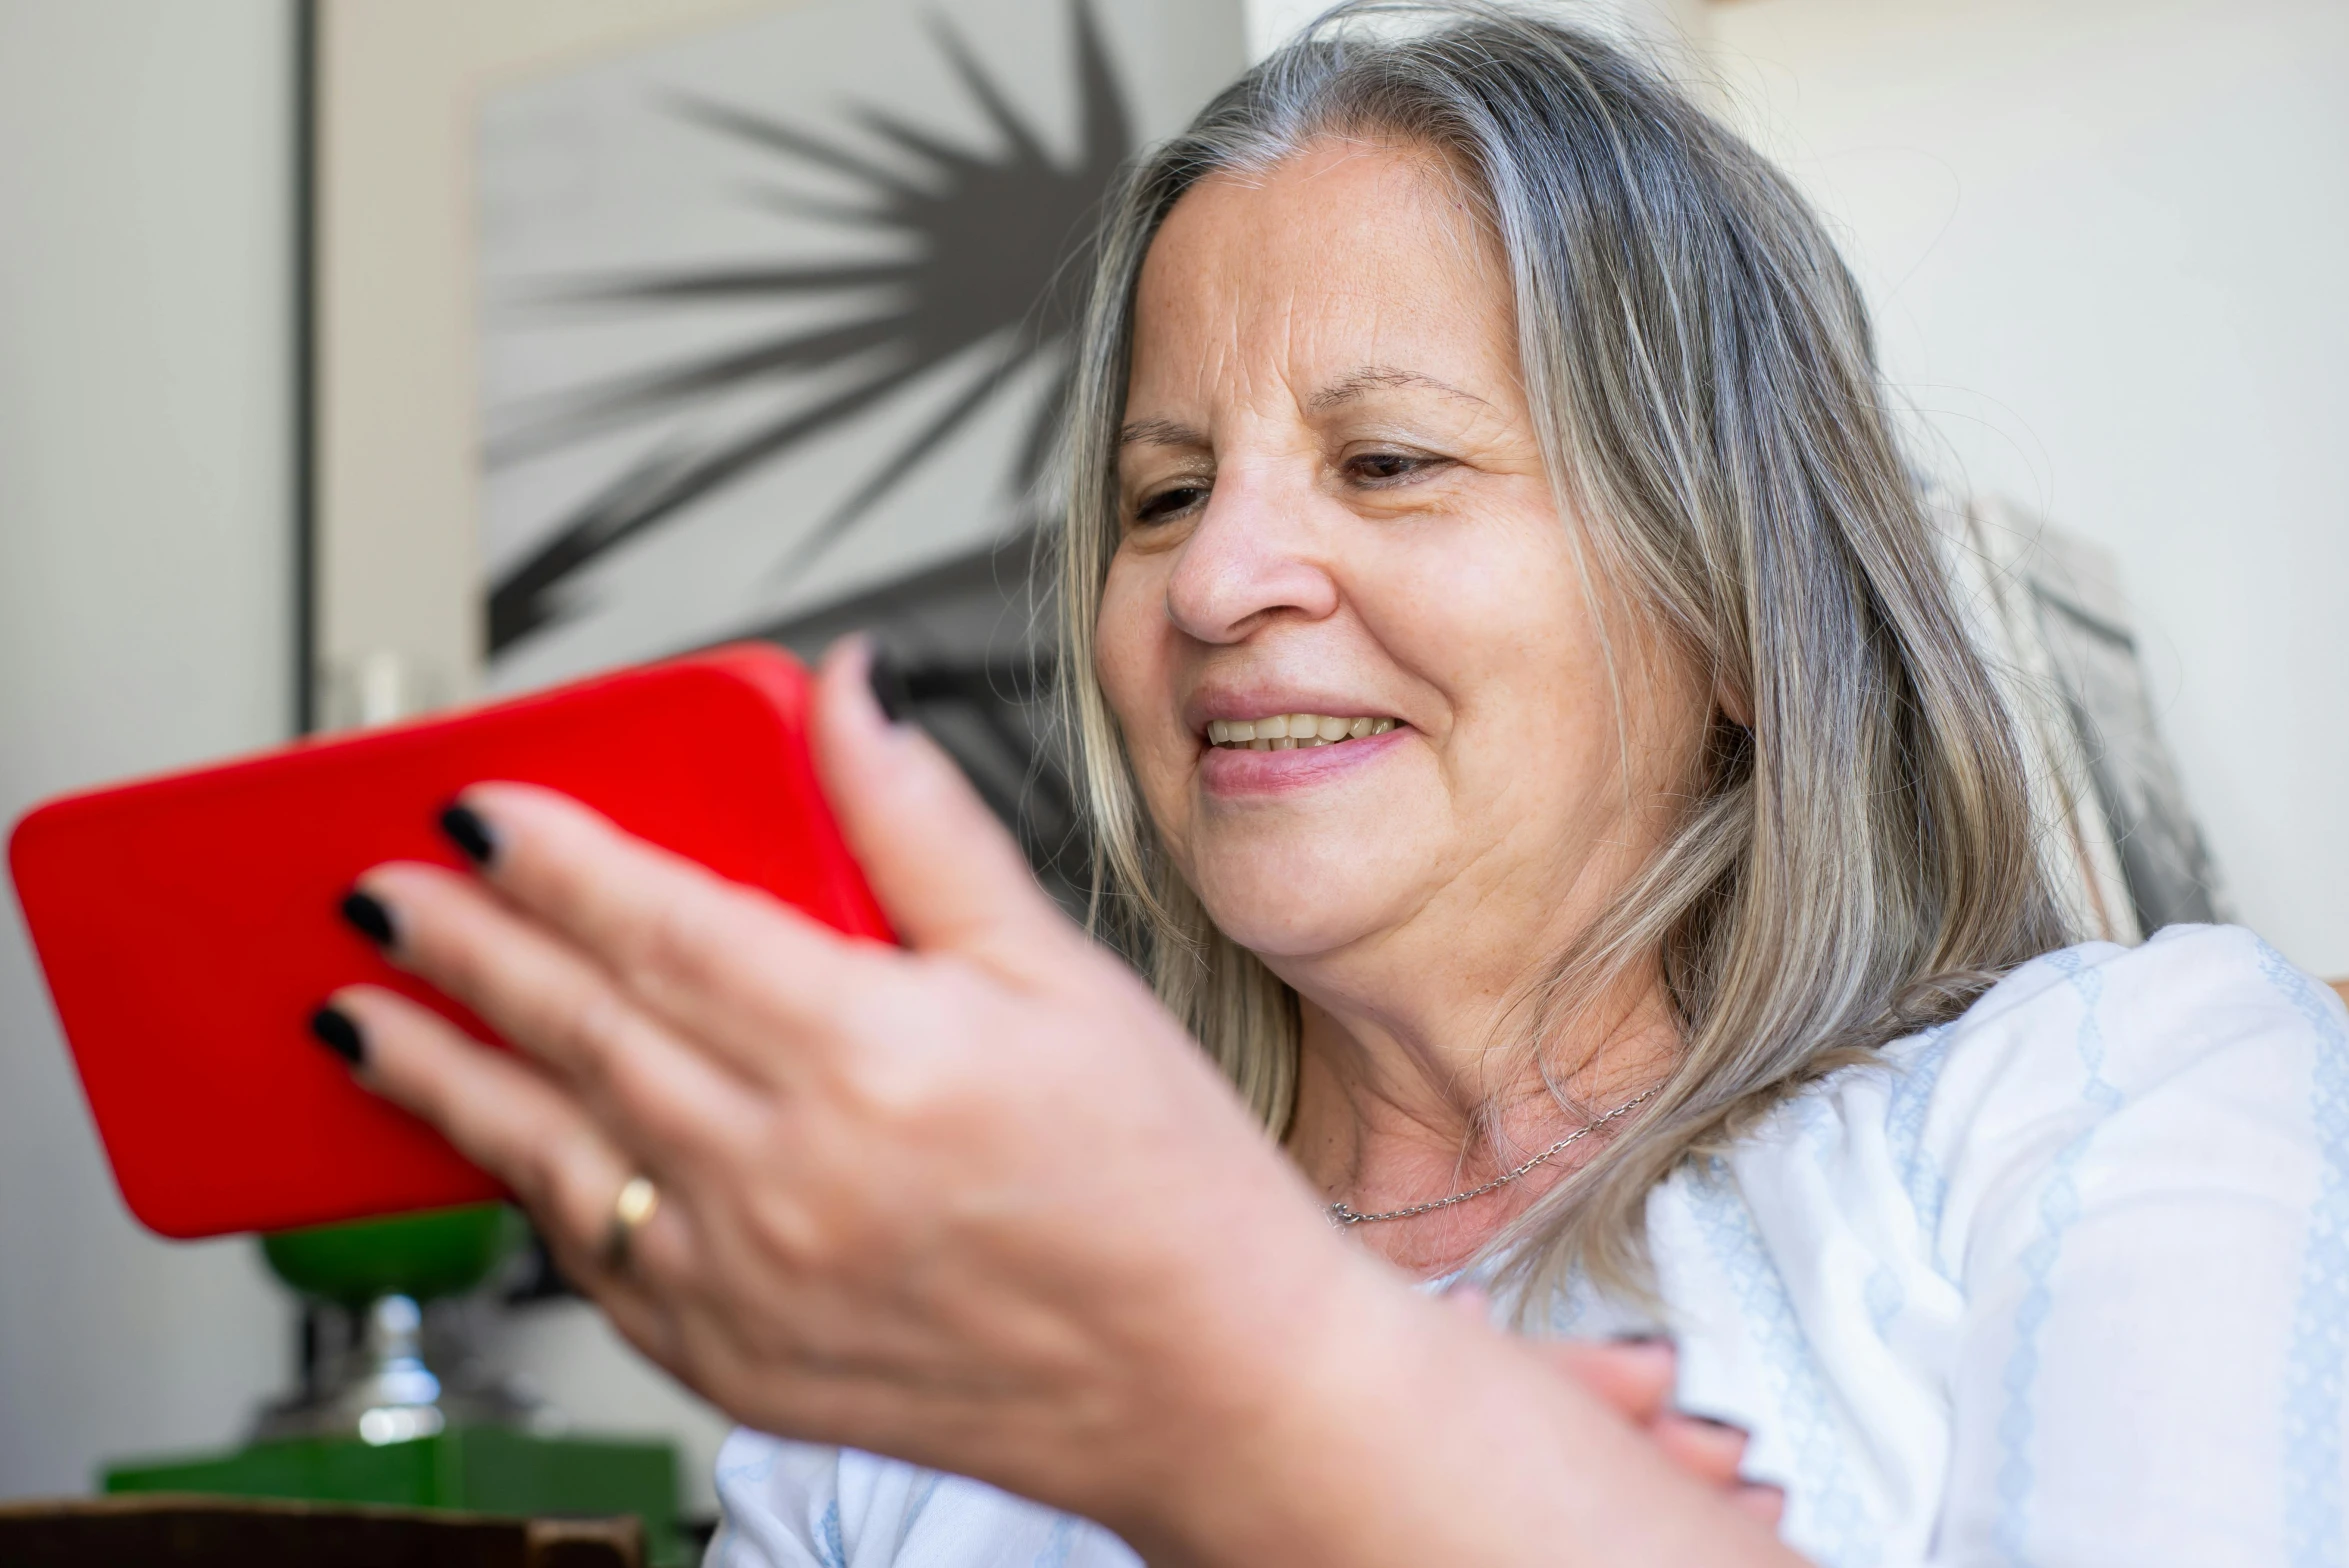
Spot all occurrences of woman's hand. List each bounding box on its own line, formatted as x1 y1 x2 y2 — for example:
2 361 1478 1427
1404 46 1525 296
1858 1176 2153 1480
1525 1331 1786 1528
322 640 1800 1566
1435 1289 1785 1528
328 643 1335 1515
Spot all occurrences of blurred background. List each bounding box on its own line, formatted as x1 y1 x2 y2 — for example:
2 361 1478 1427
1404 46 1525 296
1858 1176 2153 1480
2 0 2343 1541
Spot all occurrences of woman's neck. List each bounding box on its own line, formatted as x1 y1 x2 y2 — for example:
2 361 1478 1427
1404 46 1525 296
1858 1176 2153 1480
1283 976 1679 1278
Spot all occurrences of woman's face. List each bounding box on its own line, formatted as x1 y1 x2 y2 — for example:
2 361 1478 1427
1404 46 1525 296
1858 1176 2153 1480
1096 140 1707 991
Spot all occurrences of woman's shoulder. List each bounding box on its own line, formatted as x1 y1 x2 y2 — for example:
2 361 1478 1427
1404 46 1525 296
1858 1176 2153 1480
1929 920 2339 1072
1642 932 2349 1565
1877 922 2342 1157
1715 923 2347 1274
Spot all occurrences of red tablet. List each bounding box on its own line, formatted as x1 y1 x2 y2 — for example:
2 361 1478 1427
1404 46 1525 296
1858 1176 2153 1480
7 643 889 1240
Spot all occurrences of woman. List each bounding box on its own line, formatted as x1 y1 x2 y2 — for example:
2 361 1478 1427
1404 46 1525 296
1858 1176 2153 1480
314 6 2349 1563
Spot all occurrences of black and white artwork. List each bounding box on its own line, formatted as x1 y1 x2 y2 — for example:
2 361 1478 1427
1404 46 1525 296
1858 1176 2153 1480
1943 498 2228 943
477 0 1245 897
2024 544 2228 935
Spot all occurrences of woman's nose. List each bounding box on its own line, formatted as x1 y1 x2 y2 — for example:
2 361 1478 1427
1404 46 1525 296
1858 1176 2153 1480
1162 468 1340 644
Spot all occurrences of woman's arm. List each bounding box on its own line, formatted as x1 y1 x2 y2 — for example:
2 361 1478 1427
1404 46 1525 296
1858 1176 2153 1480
322 641 1799 1567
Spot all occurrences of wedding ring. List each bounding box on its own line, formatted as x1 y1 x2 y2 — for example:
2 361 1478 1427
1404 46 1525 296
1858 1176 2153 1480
603 1174 660 1272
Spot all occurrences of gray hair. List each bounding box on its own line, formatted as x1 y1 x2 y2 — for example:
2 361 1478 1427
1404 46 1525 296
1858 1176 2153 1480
1054 0 2070 1302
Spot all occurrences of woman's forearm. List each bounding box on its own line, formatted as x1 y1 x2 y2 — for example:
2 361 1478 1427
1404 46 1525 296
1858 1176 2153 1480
1108 1257 1801 1568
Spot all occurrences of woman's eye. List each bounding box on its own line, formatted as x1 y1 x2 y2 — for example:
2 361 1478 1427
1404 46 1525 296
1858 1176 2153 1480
1133 483 1208 525
1343 450 1446 486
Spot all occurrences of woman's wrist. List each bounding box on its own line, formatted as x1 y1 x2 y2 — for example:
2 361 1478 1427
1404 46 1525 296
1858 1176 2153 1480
1094 1248 1544 1565
1088 1244 1407 1564
1105 1247 1799 1568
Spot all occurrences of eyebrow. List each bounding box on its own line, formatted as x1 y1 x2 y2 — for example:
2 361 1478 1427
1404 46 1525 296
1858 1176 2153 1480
1117 415 1206 449
1308 365 1492 413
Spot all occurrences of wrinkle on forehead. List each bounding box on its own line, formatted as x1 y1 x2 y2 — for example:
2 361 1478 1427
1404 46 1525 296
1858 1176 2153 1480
1215 133 1505 306
1127 137 1520 432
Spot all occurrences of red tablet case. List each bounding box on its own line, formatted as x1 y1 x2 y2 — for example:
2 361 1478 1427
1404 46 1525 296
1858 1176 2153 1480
7 643 890 1240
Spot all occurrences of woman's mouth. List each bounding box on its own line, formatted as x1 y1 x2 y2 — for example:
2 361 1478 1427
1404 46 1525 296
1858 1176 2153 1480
1205 713 1397 751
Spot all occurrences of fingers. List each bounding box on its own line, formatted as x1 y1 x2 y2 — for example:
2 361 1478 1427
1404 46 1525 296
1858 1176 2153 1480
1533 1337 1677 1425
809 637 1071 972
1530 1337 1777 1515
326 985 692 1295
354 863 760 1160
1651 1412 1749 1488
436 781 878 1079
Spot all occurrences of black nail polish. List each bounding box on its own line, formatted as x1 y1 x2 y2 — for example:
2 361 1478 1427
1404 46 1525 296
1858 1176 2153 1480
439 803 498 867
340 889 396 948
867 647 912 726
309 1004 367 1068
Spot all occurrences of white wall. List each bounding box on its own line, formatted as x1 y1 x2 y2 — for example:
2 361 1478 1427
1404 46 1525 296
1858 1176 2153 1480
1244 0 1708 62
0 0 297 1492
1707 0 2349 978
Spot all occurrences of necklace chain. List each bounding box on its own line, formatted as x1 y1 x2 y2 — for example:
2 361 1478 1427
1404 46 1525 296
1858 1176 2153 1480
1325 1087 1659 1228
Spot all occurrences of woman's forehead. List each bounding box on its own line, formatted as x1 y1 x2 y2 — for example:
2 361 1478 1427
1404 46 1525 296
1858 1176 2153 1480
1128 140 1517 415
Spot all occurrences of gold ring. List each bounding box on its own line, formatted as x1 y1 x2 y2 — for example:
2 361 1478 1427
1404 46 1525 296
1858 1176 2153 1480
603 1175 660 1272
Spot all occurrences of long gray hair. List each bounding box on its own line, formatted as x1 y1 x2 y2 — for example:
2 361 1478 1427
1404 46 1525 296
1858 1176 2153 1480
1054 1 2070 1301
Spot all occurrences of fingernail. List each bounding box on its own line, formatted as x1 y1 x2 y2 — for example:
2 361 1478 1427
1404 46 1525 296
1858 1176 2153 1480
866 646 912 726
439 802 498 867
339 889 396 948
309 1003 367 1068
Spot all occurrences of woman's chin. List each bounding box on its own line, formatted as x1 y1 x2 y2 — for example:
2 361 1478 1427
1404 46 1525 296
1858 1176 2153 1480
1189 864 1418 962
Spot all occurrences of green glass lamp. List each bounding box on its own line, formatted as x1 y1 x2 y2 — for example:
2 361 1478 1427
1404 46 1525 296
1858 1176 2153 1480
103 1205 691 1565
253 1202 538 1441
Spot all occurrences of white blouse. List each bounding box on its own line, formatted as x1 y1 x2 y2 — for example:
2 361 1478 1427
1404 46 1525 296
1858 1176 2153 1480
706 925 2349 1567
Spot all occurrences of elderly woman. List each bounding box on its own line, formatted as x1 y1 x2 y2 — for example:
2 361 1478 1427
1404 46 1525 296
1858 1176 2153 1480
314 6 2347 1564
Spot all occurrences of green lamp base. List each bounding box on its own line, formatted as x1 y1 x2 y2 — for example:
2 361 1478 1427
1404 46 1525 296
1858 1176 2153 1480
104 1427 690 1567
110 1205 697 1561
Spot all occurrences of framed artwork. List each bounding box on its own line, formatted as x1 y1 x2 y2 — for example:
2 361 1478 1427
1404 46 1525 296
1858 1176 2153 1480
304 0 1247 906
1944 496 2229 943
294 0 1247 1501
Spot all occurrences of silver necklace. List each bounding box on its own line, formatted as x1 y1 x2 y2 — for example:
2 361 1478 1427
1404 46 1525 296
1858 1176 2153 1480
1325 1087 1658 1227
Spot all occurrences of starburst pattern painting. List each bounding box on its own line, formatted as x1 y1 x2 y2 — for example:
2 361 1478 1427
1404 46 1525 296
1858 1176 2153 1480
486 0 1130 654
477 0 1242 896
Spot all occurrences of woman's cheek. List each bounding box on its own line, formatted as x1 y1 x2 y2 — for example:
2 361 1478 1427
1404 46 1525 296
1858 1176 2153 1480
1093 552 1193 826
1092 553 1156 728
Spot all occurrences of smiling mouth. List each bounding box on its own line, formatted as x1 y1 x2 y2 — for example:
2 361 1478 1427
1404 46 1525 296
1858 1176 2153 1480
1206 713 1399 751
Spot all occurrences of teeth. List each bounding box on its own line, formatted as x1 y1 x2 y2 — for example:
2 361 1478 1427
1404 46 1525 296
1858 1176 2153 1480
1206 713 1399 750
